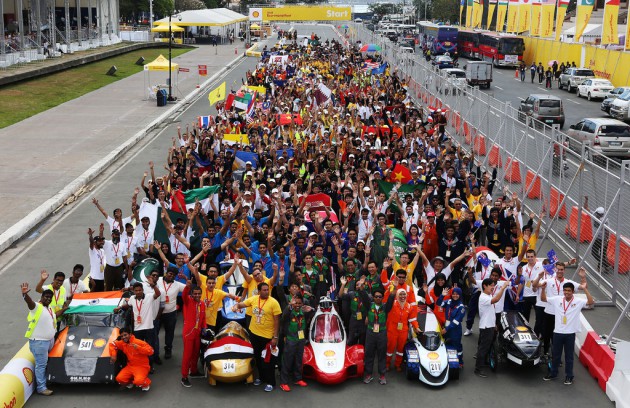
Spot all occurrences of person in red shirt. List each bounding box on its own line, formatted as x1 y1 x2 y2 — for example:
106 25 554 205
180 282 207 388
109 327 154 391
422 212 439 261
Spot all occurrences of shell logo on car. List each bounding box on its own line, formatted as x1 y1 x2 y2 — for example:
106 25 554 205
428 352 440 360
324 350 336 357
93 339 106 348
516 326 529 332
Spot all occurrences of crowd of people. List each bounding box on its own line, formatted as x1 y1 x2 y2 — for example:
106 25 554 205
518 60 578 88
22 30 596 397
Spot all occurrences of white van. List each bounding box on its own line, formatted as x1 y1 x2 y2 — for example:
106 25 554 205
609 89 630 122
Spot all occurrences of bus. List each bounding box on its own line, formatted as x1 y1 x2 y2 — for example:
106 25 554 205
457 30 481 59
478 32 525 67
417 22 458 55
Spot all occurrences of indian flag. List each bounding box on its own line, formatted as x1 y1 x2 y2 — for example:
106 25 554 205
65 292 122 314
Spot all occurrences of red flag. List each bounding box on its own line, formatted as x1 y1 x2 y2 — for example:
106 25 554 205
171 189 186 213
389 164 412 184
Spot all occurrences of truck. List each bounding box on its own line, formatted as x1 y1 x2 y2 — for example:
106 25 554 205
465 61 492 89
558 67 595 93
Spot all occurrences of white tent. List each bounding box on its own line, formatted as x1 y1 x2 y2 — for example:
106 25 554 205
154 8 247 27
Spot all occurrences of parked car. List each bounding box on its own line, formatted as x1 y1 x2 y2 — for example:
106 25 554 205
518 94 565 128
442 68 467 95
566 118 630 159
558 67 595 93
432 55 454 69
576 79 615 101
610 90 630 122
400 46 415 54
601 87 630 114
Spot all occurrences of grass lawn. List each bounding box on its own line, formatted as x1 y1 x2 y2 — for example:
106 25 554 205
0 47 190 128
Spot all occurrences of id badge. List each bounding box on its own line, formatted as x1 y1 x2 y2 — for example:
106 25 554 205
165 296 170 303
144 243 149 250
298 330 305 340
344 287 349 294
397 322 403 330
445 250 451 258
526 281 532 288
136 316 142 324
356 312 362 320
201 263 207 271
380 240 385 246
373 323 380 333
493 234 498 241
328 247 332 253
100 265 104 272
562 316 567 325
319 275 324 282
115 257 121 264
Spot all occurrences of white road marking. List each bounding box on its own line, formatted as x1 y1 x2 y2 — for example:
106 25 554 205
518 97 525 101
537 87 549 92
495 86 504 90
566 99 581 105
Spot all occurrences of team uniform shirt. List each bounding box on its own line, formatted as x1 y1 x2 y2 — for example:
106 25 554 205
135 227 154 253
357 216 373 242
169 234 191 257
535 271 554 308
478 292 496 329
243 277 272 299
242 295 282 339
518 235 538 261
425 264 453 289
472 264 494 291
63 278 89 295
403 213 421 234
103 240 125 267
392 259 417 287
126 294 160 331
542 277 579 314
546 295 588 334
522 261 544 298
28 303 56 341
495 257 518 279
491 280 509 312
122 234 137 261
106 216 132 233
157 278 186 314
89 247 106 280
201 288 228 326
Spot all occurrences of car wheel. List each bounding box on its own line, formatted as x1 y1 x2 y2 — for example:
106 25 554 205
576 89 581 98
558 82 563 90
449 366 460 381
568 84 573 93
559 122 564 130
588 92 592 101
404 362 416 381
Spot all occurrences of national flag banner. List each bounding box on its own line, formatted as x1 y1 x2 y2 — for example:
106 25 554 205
208 81 226 106
376 180 425 214
506 0 520 32
225 92 254 112
231 150 260 169
530 0 542 36
276 113 303 125
540 0 556 37
496 0 509 31
198 115 214 129
389 164 413 184
65 292 122 314
314 83 332 106
391 228 410 263
601 0 619 45
246 85 267 95
222 133 250 145
466 0 474 27
517 0 531 33
460 0 466 25
487 0 498 29
372 63 387 75
555 0 570 40
174 185 221 214
574 0 595 42
472 0 483 28
269 55 289 66
244 91 257 125
139 201 160 237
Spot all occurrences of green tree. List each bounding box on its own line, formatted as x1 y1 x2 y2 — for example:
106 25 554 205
369 3 402 19
431 0 458 23
413 0 432 20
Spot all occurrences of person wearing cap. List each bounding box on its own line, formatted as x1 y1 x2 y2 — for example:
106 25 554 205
88 227 106 292
102 228 130 291
134 216 154 262
584 197 610 273
439 287 465 365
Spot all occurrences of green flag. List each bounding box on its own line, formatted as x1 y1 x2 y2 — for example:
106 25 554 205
391 228 409 262
183 185 221 204
376 180 425 213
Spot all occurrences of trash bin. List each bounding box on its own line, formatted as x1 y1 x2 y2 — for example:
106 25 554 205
157 89 167 107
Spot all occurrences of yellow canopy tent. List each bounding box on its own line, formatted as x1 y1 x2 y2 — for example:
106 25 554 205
151 24 185 32
250 24 261 29
143 55 180 100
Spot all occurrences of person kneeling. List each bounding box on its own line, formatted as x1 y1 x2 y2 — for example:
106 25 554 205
109 327 154 391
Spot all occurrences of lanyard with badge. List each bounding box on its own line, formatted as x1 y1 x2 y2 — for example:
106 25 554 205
372 304 383 333
256 297 267 324
562 297 574 325
143 230 150 250
135 298 144 324
163 281 173 303
112 242 121 264
96 250 105 272
397 302 407 331
204 290 215 309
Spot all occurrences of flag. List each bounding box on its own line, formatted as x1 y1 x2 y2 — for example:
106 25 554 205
65 292 122 314
530 0 542 36
507 0 520 32
389 164 413 184
175 185 221 214
372 63 387 75
540 0 556 37
198 116 214 129
276 113 303 125
222 133 250 145
497 0 509 31
376 180 425 214
555 0 570 40
245 91 257 124
575 0 595 42
225 92 254 112
626 18 630 50
139 201 159 237
466 0 474 27
472 0 483 28
460 0 466 24
231 150 260 169
208 82 226 106
601 0 620 45
314 83 332 106
246 85 266 95
487 0 498 29
517 0 531 33
391 228 410 263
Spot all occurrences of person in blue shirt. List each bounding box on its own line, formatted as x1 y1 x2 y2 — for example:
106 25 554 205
275 246 291 287
507 262 526 312
439 287 465 366
238 231 277 279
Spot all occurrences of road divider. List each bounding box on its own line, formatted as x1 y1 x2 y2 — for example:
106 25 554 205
0 343 35 408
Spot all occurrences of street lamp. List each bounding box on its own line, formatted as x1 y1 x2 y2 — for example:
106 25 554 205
168 11 181 102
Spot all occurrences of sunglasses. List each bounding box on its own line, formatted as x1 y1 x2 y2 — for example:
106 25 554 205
373 295 383 298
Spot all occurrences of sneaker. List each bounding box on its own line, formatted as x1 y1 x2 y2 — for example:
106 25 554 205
543 374 557 381
38 389 53 396
264 384 274 392
379 375 387 385
154 357 163 365
141 385 151 392
181 378 192 388
189 372 205 379
564 377 573 385
294 380 308 387
279 384 291 392
464 329 473 336
164 350 172 359
474 369 488 378
253 379 262 386
363 375 374 384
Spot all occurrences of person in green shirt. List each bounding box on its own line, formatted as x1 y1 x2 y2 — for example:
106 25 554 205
279 293 314 392
338 276 367 346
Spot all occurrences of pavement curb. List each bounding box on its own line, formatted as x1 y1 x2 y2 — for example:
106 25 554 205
0 52 245 255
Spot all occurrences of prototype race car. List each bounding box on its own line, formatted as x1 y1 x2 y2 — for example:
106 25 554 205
202 321 255 386
489 311 545 371
47 291 126 384
302 297 364 385
403 308 460 386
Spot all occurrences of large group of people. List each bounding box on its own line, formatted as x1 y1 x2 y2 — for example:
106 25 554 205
22 29 595 397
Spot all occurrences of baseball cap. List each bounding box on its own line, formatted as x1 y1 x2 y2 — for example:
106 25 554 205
299 226 308 232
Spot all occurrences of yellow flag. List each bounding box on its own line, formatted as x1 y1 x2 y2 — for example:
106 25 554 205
472 0 483 28
506 0 519 32
539 0 555 37
208 81 226 106
574 0 595 42
246 85 267 95
530 0 541 36
466 0 474 27
517 0 531 33
601 0 620 45
555 0 570 40
626 16 630 49
223 133 250 145
496 0 509 32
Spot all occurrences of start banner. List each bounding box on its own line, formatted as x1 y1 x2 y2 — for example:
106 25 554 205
250 6 352 22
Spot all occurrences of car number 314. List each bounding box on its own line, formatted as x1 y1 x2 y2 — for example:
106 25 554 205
222 361 236 373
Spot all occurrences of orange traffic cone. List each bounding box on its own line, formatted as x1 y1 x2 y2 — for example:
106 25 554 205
504 157 522 183
463 122 472 144
473 133 487 155
454 112 462 135
564 206 594 243
525 170 542 199
488 144 503 167
549 187 567 219
606 234 630 274
515 68 519 79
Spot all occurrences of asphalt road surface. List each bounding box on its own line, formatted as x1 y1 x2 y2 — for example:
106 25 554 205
0 24 619 408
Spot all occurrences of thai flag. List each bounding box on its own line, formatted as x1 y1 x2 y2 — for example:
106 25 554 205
198 116 214 129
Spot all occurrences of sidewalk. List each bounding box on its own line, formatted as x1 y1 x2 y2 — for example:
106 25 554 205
0 42 245 248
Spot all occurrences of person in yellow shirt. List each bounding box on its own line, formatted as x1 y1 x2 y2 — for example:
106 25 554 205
190 261 239 333
518 210 544 261
232 283 281 391
382 250 422 287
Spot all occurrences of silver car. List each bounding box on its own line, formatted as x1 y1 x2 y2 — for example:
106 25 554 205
566 118 630 159
601 87 630 114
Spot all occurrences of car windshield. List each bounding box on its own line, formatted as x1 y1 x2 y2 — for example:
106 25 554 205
499 38 524 55
450 71 466 78
575 69 595 76
63 312 117 328
599 125 630 138
311 314 344 343
539 99 561 108
418 331 441 351
437 27 458 42
618 90 630 101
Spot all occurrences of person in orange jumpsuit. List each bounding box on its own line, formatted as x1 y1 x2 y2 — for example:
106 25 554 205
383 268 417 308
180 282 207 387
422 212 439 262
385 288 420 371
424 273 452 326
109 327 154 391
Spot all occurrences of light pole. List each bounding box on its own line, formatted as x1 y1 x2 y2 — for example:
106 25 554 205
168 11 181 102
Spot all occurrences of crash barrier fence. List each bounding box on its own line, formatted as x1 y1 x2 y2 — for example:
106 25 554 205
349 25 630 341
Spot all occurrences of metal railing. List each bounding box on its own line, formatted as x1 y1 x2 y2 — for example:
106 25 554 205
350 25 630 318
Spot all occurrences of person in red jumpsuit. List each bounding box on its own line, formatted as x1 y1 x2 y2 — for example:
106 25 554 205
109 327 154 391
422 212 439 261
385 288 420 371
180 282 206 388
424 273 452 326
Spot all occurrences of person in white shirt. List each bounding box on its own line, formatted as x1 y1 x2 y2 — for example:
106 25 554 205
495 245 519 279
474 277 509 378
92 197 133 233
88 228 106 292
63 264 90 296
122 223 137 268
135 216 154 261
103 229 131 291
521 249 544 323
541 268 594 385
155 267 186 360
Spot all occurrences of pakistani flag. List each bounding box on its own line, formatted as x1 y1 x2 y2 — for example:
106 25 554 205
65 292 122 314
376 180 425 214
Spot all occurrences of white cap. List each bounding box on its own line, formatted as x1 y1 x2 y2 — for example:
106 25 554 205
245 161 252 165
349 154 355 158
244 191 252 195
272 188 279 193
309 232 317 237
246 171 253 176
431 176 437 180
299 226 308 231
363 187 371 191
595 207 605 215
401 159 408 164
